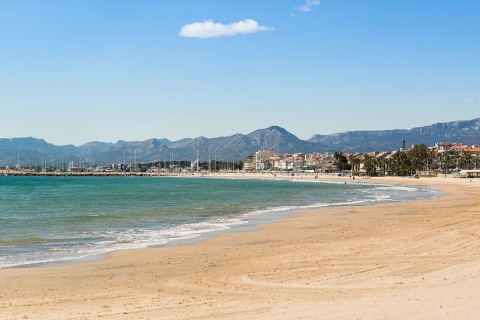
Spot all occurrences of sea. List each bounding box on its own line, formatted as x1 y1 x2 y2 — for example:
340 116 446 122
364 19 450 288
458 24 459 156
0 175 439 269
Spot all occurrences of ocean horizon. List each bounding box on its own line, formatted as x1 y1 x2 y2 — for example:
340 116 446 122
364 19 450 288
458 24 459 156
0 176 439 269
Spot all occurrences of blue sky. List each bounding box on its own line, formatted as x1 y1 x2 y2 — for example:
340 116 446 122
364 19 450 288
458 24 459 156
0 0 479 146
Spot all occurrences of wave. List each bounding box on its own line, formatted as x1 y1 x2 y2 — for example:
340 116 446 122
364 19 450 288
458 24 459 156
0 180 440 269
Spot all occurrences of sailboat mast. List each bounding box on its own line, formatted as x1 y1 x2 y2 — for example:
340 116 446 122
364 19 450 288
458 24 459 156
196 149 199 172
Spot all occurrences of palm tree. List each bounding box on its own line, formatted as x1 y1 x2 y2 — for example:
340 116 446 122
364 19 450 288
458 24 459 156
459 152 474 170
363 154 378 176
423 148 436 174
447 150 460 172
437 152 451 174
348 154 361 176
474 152 480 170
377 158 387 176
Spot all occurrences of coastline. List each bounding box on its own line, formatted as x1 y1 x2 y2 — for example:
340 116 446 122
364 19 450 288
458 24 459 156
1 175 479 319
0 173 436 270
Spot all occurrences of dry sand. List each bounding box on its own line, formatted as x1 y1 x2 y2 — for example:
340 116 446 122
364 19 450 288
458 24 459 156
1 175 480 319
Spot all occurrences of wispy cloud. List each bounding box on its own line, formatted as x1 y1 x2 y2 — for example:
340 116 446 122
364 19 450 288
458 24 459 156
179 19 272 39
464 99 476 103
294 0 320 13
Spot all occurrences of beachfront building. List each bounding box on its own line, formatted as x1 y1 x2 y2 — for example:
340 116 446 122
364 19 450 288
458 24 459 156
273 158 289 171
291 153 305 172
434 142 479 155
253 150 276 171
245 152 316 172
304 155 318 172
243 161 253 171
434 142 468 153
258 152 340 173
316 163 339 173
432 142 480 172
319 153 336 165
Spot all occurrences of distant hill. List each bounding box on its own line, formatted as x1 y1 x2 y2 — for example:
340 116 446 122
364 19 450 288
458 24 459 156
1 118 479 166
308 117 480 152
0 138 81 166
88 126 322 164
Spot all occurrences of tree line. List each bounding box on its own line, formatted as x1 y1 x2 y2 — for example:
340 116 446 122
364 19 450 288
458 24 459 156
334 144 480 176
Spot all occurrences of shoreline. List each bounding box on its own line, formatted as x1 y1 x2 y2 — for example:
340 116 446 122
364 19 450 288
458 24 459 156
1 176 479 319
0 174 437 270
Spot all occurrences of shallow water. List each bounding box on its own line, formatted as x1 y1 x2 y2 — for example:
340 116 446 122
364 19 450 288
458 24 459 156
0 176 438 268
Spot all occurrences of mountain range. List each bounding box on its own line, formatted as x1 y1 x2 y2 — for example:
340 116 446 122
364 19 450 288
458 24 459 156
1 117 479 166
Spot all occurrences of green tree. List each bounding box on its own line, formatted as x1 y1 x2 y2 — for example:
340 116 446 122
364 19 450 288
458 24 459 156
363 154 378 176
348 154 361 175
389 151 413 176
445 150 460 172
407 144 430 172
437 152 451 174
334 152 351 171
377 158 387 176
458 152 474 170
474 152 480 170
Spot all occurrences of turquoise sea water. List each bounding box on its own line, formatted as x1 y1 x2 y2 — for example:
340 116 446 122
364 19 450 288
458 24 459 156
0 176 438 268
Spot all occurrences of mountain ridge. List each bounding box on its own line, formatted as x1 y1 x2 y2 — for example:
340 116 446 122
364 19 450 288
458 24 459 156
1 118 479 166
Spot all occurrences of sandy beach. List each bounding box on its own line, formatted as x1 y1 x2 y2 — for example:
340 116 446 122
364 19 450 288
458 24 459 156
1 175 479 319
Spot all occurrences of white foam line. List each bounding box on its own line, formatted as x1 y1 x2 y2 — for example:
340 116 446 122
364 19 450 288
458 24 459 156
1 182 441 269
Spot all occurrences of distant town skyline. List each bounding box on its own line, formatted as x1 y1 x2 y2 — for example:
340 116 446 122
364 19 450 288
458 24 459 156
0 1 479 146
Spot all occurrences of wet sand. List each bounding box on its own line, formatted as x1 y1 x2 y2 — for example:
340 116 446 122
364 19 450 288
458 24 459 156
1 176 479 319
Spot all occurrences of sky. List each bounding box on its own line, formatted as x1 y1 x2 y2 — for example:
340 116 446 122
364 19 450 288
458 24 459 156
0 0 479 146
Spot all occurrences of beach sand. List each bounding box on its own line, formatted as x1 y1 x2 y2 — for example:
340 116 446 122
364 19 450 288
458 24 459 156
1 175 479 319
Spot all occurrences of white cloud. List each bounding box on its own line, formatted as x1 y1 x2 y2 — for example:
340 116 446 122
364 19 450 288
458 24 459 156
295 0 320 12
179 19 272 39
464 99 476 103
